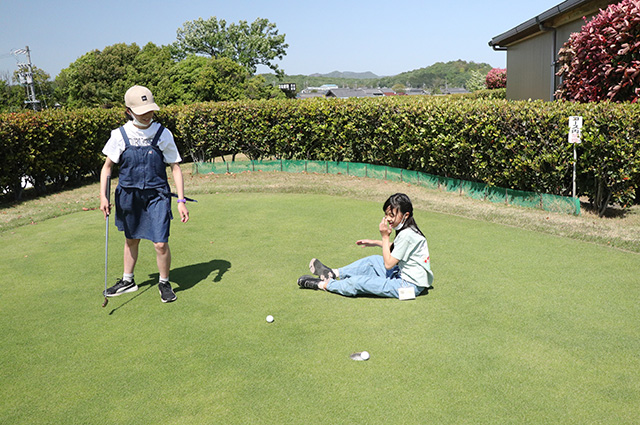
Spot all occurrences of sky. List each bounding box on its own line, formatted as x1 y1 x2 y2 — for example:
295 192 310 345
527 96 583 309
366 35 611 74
1 0 565 81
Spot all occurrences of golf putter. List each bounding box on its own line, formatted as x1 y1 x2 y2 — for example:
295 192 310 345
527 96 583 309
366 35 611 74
102 176 111 308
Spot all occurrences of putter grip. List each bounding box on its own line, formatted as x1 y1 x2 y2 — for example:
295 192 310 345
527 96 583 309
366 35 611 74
105 176 111 203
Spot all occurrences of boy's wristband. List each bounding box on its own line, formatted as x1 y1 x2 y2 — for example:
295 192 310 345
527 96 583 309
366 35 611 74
177 198 187 203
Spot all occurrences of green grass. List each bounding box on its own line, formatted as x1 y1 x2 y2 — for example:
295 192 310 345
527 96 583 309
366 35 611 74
1 192 638 424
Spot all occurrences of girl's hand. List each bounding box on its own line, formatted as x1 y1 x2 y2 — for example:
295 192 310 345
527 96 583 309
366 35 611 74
379 217 392 238
100 198 111 220
356 239 381 247
178 202 189 223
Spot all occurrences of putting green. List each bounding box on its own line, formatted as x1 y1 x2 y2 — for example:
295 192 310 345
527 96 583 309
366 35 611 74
1 192 638 424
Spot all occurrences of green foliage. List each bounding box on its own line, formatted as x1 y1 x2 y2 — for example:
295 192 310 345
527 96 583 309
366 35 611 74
171 97 638 215
0 108 122 199
556 0 640 103
261 60 494 94
173 16 289 76
466 70 487 92
54 43 279 108
377 60 493 92
2 97 638 215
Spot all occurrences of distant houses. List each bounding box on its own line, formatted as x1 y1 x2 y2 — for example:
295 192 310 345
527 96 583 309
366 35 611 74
295 85 463 99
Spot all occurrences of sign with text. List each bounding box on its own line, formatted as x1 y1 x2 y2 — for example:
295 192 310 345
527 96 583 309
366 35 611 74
568 116 583 144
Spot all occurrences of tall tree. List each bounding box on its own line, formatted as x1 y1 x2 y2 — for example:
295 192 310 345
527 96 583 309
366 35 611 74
173 17 288 76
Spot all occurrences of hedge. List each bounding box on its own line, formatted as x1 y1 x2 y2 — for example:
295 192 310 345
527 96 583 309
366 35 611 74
1 96 639 216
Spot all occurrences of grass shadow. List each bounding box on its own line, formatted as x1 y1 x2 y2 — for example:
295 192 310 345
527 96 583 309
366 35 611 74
107 279 156 315
107 259 231 314
148 259 232 293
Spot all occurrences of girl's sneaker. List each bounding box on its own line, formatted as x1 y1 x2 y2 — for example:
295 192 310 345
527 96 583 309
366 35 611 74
104 278 138 297
309 258 336 280
158 281 177 303
297 275 322 290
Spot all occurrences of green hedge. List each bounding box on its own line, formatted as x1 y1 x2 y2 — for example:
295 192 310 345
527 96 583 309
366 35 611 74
0 108 123 198
2 97 639 216
171 97 639 215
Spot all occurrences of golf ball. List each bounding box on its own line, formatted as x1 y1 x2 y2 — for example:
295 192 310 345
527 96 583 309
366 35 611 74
266 315 274 323
360 351 370 360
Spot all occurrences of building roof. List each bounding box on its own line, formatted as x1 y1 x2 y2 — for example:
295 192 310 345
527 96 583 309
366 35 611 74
489 0 615 48
325 88 374 98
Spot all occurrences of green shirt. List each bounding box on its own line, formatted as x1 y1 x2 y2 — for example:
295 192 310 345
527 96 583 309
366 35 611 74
391 229 434 288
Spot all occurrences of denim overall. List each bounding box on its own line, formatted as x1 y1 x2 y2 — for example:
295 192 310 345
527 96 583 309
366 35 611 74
114 125 173 243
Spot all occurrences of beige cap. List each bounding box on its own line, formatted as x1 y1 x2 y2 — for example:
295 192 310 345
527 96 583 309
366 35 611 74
124 85 160 115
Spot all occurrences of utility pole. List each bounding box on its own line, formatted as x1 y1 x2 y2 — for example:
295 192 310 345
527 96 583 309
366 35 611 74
13 46 40 111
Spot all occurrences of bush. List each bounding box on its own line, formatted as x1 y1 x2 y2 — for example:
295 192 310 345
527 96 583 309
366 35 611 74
485 68 507 89
2 97 639 216
556 0 640 103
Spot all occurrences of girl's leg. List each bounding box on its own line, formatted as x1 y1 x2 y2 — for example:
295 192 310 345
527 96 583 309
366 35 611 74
338 255 388 279
154 242 171 279
124 238 140 274
326 275 415 298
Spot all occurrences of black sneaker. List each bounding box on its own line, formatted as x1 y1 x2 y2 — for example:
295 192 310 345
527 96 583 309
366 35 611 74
298 275 321 290
158 281 177 303
104 278 138 297
309 258 336 280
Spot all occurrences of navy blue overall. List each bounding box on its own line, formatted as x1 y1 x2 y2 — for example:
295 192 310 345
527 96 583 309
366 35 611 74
114 125 173 243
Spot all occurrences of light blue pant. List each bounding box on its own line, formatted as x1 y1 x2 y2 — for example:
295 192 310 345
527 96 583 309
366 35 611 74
326 255 423 298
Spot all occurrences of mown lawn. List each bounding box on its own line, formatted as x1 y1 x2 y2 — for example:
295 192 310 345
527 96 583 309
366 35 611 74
1 192 638 424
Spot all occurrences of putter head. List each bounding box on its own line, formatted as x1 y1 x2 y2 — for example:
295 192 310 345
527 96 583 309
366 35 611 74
102 297 109 308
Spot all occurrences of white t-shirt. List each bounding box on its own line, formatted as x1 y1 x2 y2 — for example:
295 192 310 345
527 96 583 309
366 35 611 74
102 121 182 164
391 228 434 288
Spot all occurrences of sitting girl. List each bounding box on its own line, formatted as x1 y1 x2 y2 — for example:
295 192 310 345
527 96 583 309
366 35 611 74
298 193 433 298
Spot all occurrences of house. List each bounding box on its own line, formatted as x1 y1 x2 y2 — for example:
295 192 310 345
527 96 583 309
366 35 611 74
488 0 619 101
325 88 375 99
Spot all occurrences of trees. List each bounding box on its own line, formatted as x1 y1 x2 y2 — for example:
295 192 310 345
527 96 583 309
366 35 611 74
54 41 281 108
173 17 288 76
465 70 486 91
555 0 640 103
55 43 142 108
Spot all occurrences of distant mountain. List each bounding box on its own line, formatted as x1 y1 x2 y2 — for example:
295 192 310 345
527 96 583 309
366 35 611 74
260 60 494 93
309 71 380 79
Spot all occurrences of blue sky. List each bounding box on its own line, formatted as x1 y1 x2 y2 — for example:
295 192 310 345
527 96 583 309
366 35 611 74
1 0 564 80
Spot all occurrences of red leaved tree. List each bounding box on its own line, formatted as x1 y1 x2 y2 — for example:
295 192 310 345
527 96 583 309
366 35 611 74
555 0 640 103
485 68 507 89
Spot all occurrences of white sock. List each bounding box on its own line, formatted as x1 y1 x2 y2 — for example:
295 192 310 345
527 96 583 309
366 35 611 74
123 273 134 282
159 276 169 284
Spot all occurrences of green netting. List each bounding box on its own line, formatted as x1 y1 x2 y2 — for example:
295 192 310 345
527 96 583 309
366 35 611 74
542 193 580 215
193 160 579 215
305 161 329 174
486 186 508 204
251 160 282 172
416 172 441 190
442 177 462 194
401 170 421 185
344 162 368 178
506 189 542 209
327 162 350 175
460 180 488 201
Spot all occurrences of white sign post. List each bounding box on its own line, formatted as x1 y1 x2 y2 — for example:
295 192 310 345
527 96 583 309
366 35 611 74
568 116 582 198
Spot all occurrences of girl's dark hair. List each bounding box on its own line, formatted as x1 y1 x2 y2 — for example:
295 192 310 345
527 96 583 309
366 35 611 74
383 193 424 238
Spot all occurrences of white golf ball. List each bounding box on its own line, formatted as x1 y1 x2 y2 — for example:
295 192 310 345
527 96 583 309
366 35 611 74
360 351 370 360
266 315 274 323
